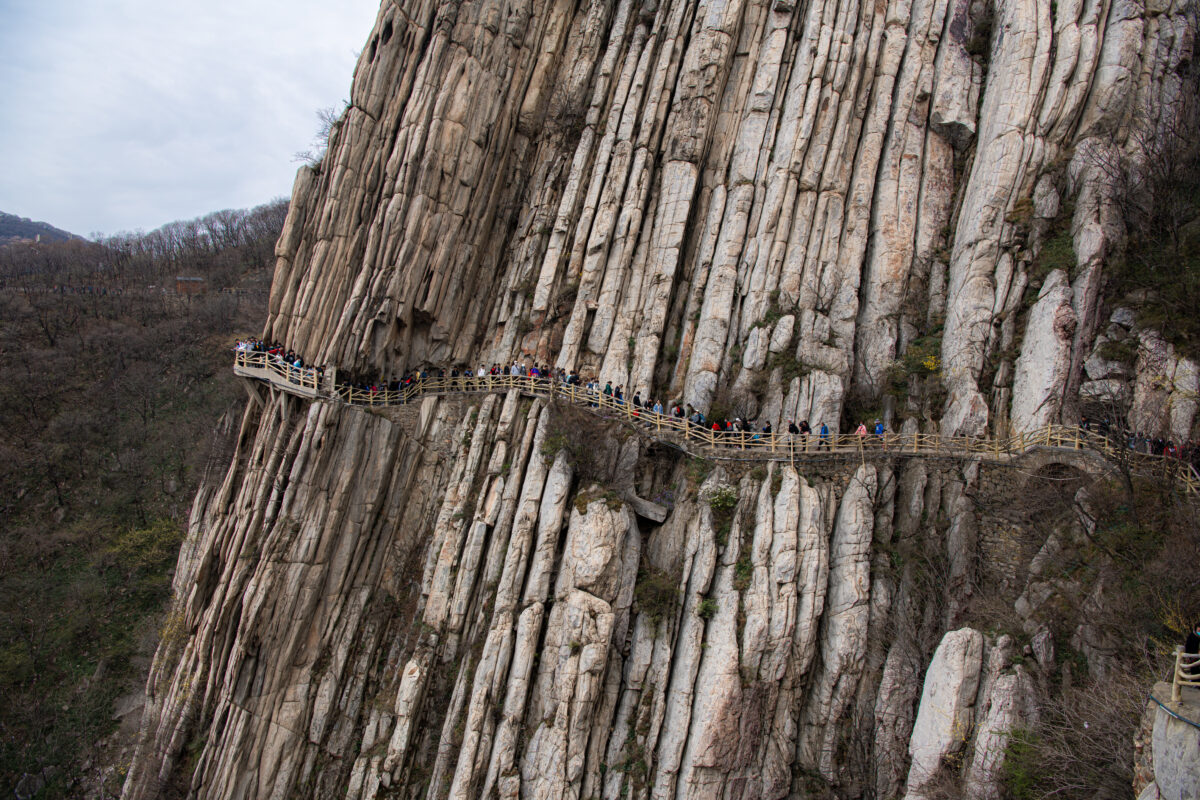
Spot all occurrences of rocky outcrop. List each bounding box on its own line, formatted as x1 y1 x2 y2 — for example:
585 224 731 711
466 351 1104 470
903 628 984 799
1012 270 1077 433
963 641 1037 800
124 384 1052 800
1136 684 1200 800
1129 331 1199 442
900 629 1037 800
123 0 1196 796
1077 310 1200 440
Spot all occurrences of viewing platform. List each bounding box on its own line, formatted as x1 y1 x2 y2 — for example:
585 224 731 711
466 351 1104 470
233 349 323 398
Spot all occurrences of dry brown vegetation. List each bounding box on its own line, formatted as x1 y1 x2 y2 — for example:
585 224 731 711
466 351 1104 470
970 465 1200 800
0 202 283 797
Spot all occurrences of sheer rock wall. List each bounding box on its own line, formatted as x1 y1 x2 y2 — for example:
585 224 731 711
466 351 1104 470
128 389 1036 799
264 0 1191 436
125 0 1195 796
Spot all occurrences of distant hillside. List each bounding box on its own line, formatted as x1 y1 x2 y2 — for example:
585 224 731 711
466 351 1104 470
0 199 286 797
0 212 77 244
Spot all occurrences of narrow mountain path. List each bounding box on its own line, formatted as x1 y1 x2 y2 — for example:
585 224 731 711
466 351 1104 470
233 350 1199 490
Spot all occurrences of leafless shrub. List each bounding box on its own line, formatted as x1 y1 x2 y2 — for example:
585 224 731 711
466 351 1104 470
966 459 1199 798
1002 666 1153 800
293 105 346 168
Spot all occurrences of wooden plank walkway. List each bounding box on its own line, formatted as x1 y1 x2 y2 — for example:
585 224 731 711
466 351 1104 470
233 350 1199 491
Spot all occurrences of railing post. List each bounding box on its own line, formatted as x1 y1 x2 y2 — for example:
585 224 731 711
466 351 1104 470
1174 648 1183 703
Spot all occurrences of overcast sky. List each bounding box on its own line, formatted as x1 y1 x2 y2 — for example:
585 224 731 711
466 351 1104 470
0 0 382 237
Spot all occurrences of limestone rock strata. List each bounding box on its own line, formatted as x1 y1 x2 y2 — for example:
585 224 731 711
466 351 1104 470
1078 308 1199 441
126 387 1043 799
264 0 1192 437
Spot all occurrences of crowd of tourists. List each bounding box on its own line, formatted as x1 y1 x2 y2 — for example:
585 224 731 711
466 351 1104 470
311 357 849 451
235 338 323 385
1081 415 1200 471
234 344 1199 465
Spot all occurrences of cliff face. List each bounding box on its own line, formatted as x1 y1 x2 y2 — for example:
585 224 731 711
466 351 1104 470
124 0 1196 797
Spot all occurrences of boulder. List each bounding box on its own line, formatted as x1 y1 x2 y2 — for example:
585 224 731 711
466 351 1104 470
903 628 984 800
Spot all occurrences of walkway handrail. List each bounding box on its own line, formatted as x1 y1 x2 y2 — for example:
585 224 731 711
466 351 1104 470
233 349 322 394
231 351 1200 490
1173 647 1200 702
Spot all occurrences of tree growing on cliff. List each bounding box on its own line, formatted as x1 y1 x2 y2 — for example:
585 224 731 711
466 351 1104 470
294 105 346 168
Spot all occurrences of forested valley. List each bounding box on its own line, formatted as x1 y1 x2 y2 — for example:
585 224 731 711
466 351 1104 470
0 200 285 797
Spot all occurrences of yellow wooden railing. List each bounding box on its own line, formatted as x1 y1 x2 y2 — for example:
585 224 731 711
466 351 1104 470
1172 647 1200 702
232 350 1200 491
232 349 322 394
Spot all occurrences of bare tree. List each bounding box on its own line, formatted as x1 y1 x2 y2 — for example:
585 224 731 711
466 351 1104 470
294 105 346 167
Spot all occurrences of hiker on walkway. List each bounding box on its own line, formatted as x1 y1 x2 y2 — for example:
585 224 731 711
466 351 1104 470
819 422 830 450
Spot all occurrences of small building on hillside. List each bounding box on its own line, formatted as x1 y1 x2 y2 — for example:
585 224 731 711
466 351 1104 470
175 276 207 295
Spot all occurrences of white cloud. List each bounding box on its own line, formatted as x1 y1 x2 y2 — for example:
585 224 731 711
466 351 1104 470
0 0 381 236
